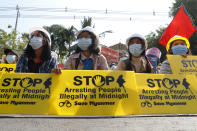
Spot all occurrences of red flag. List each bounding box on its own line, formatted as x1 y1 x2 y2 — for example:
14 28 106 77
159 5 196 47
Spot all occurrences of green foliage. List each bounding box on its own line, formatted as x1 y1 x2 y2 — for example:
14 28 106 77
44 24 76 63
64 26 77 56
146 0 197 63
169 0 197 55
0 25 28 57
81 17 95 28
189 31 197 55
169 0 197 25
80 17 113 38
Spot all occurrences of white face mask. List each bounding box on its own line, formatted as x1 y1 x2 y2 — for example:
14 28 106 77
129 43 144 56
77 38 92 51
6 55 16 64
29 37 43 49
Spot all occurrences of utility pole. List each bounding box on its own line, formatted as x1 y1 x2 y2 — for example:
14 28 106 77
14 4 20 32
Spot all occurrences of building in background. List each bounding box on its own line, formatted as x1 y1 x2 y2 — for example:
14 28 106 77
100 43 128 66
109 43 128 60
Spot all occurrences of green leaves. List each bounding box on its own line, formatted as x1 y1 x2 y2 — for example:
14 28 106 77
169 0 197 25
44 25 76 63
81 17 95 28
169 0 197 55
0 26 28 57
146 0 197 63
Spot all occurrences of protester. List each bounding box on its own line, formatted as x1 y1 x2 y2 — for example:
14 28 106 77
2 48 18 64
146 47 161 73
15 27 60 73
64 26 108 70
116 33 153 73
160 35 192 74
110 62 117 70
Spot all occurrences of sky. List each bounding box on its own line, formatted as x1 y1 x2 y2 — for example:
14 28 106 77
0 0 175 46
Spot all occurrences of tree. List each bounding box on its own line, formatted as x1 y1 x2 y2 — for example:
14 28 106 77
80 17 113 39
146 0 197 62
44 25 77 63
44 25 68 62
64 26 77 56
169 0 197 25
81 17 95 28
0 25 28 57
169 0 197 55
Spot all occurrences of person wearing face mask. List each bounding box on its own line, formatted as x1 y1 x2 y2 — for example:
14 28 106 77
3 48 18 64
116 33 153 73
64 26 108 70
160 35 192 74
15 27 59 73
146 47 161 73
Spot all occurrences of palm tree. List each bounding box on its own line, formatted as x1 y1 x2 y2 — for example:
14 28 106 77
44 25 68 59
81 17 95 28
64 26 77 56
81 17 113 38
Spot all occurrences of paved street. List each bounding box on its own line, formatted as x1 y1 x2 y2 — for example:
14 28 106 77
0 115 197 131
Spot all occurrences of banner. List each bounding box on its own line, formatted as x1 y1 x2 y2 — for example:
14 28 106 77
135 73 197 114
0 71 139 115
101 46 119 63
167 55 197 75
0 64 16 73
0 73 52 114
50 70 139 115
1 70 197 115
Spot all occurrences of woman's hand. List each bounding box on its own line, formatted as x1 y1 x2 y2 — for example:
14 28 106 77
52 68 62 74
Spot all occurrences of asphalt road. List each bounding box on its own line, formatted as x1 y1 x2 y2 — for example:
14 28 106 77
0 115 197 131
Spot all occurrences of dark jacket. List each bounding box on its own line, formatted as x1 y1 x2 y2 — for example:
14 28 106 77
15 54 57 73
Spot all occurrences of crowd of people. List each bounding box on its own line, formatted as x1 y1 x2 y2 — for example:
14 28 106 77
1 26 192 74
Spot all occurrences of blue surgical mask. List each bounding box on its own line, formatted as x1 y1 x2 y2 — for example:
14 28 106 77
29 37 43 49
77 38 92 51
6 55 16 64
129 44 144 56
172 45 188 55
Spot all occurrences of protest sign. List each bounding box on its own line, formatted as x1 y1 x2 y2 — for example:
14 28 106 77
135 73 197 114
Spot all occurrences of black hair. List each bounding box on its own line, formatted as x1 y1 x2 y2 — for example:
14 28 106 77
127 37 152 73
5 60 8 64
24 31 51 61
4 48 19 57
128 37 146 60
4 48 19 64
74 31 100 55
